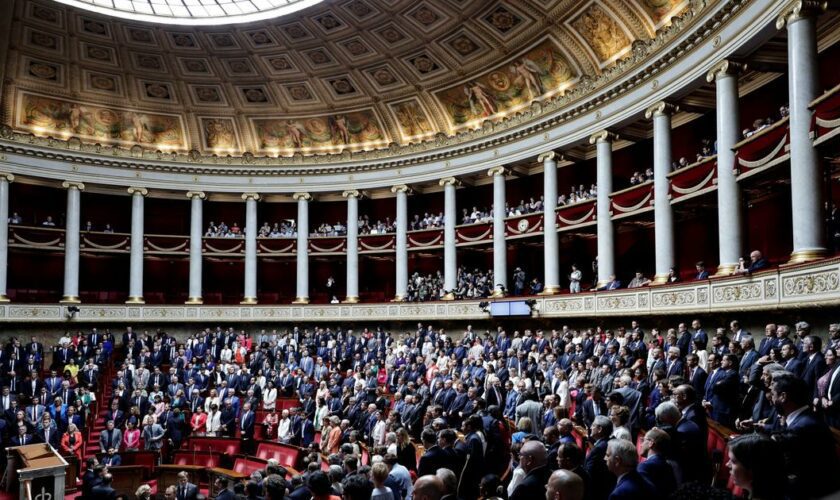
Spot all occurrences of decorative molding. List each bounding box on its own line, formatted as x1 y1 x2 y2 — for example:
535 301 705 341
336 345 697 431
186 191 205 199
589 130 618 144
439 177 460 186
644 101 678 119
241 192 261 201
127 186 148 196
293 192 312 201
342 190 361 199
487 166 507 177
61 180 85 190
0 173 14 182
537 151 556 163
390 185 411 194
775 0 827 29
705 59 745 83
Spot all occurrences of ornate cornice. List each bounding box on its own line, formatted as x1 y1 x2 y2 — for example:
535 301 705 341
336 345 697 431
0 0 749 179
342 190 362 199
537 151 557 163
775 0 827 29
61 181 85 190
127 187 149 196
0 173 14 183
390 185 411 194
705 59 746 82
644 101 679 119
439 177 461 187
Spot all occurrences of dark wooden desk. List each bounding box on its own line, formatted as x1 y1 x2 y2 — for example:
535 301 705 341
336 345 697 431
108 465 146 496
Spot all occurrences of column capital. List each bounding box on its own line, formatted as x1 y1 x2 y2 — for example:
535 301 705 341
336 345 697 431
589 130 618 145
241 192 261 201
0 173 14 183
342 190 362 199
439 177 461 187
186 191 206 200
391 184 411 194
537 151 556 163
293 192 312 202
705 60 745 83
62 181 85 191
644 101 679 119
487 166 508 177
776 0 827 29
127 187 148 196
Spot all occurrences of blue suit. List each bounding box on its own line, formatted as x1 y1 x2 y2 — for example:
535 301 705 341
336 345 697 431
609 469 658 500
637 454 676 498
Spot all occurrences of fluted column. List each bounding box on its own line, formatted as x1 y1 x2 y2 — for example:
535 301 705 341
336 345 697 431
61 181 84 304
440 177 459 300
706 61 744 275
186 191 205 304
241 193 260 304
646 102 677 284
343 190 360 303
391 185 410 301
590 131 616 287
293 192 311 304
779 1 827 263
488 167 508 296
540 152 560 294
126 187 148 304
0 173 14 302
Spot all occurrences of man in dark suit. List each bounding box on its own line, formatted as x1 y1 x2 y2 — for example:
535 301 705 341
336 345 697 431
583 416 616 500
703 353 739 427
90 473 117 500
101 448 121 466
174 471 199 500
214 477 237 500
638 428 677 498
800 336 826 395
596 275 622 291
771 374 840 499
605 439 657 499
510 440 552 500
579 386 607 429
417 428 447 477
686 354 707 396
780 343 804 378
664 392 709 484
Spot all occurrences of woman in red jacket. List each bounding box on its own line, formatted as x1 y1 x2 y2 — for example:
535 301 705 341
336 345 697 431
60 423 83 461
190 407 207 434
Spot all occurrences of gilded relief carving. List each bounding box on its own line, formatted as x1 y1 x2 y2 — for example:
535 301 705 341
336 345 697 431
252 109 387 152
571 3 632 63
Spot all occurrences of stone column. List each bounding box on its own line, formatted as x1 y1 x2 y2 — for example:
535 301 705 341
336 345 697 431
293 192 311 304
540 152 560 294
778 2 827 263
590 131 616 287
343 190 360 303
61 181 84 304
241 193 260 304
126 187 148 304
439 177 459 300
706 61 744 275
0 173 14 302
646 102 677 284
391 185 410 301
186 191 205 304
488 167 508 296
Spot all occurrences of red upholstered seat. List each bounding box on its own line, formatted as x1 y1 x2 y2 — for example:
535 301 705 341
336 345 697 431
233 456 269 476
255 442 300 468
174 451 221 469
189 437 241 456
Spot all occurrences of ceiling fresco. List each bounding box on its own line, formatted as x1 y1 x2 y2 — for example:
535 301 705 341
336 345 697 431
0 0 691 156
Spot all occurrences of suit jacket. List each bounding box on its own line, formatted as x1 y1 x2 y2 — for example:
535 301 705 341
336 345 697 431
608 469 657 500
175 482 199 500
240 410 256 438
510 465 551 500
708 368 738 425
801 352 826 394
781 409 840 499
90 484 117 500
584 438 616 500
417 445 449 478
579 398 608 429
637 453 676 498
687 366 708 397
99 428 122 451
783 357 804 378
101 454 121 466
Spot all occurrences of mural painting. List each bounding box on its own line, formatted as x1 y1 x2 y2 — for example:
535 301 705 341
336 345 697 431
570 3 632 64
252 109 387 152
434 37 576 129
16 92 186 149
200 117 239 151
390 99 434 141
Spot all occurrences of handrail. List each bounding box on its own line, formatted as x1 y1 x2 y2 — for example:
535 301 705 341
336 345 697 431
732 116 789 150
810 82 840 109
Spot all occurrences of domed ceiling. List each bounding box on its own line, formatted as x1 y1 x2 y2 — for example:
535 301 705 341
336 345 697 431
1 0 691 157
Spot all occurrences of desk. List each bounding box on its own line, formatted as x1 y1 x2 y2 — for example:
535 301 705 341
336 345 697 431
157 464 206 492
108 465 146 496
208 468 249 497
6 444 68 500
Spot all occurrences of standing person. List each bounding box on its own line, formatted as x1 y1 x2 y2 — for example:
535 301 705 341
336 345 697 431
569 265 582 294
60 423 83 461
370 462 395 500
509 440 551 500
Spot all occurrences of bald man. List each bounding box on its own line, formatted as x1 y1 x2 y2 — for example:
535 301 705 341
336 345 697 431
413 475 444 500
546 470 584 500
510 440 552 500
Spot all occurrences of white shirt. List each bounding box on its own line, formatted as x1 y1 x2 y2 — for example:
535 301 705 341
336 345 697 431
278 418 291 441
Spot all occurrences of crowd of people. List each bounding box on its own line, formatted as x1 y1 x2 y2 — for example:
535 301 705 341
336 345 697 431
742 106 789 140
2 314 839 499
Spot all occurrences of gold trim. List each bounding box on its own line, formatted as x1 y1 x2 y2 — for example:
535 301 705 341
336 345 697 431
705 60 745 83
292 296 310 304
439 177 460 187
60 296 81 304
343 296 360 303
776 0 827 29
786 248 828 265
240 296 258 305
125 296 145 304
0 294 10 303
342 190 362 199
441 292 455 301
538 286 561 296
391 294 405 302
185 296 203 304
487 167 506 177
714 263 737 276
390 185 411 194
537 151 556 163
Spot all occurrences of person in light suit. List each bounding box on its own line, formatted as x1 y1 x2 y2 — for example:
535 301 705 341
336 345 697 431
205 404 222 436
